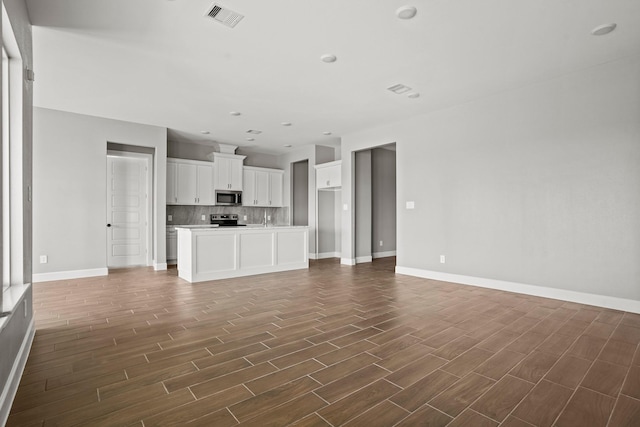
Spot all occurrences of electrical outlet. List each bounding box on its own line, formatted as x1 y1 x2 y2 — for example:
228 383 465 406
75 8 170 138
267 215 271 221
440 255 445 264
168 214 172 221
379 240 383 246
243 215 247 221
201 215 206 221
40 255 48 264
406 201 415 209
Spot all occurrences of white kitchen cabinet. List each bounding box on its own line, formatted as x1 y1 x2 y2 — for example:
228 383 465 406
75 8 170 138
166 226 177 264
316 160 341 189
269 170 283 207
243 167 284 207
167 161 178 204
212 153 245 191
167 158 213 205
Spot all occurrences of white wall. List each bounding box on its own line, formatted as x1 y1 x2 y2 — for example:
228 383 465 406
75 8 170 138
33 108 167 277
342 55 640 307
1 0 34 423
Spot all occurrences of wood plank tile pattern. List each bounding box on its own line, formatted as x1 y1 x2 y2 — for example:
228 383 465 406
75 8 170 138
8 257 640 426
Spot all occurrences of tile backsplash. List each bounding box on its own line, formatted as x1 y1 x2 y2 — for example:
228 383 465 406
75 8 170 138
167 205 289 226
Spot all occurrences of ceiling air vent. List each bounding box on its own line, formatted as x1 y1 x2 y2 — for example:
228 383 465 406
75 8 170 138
205 3 244 28
387 84 412 95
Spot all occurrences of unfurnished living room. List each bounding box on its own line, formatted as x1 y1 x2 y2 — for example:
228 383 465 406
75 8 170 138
1 1 640 426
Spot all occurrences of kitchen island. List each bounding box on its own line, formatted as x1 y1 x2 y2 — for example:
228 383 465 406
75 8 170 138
176 225 309 283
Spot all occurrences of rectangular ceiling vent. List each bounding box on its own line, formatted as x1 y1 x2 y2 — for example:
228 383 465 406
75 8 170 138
205 3 244 28
387 84 412 95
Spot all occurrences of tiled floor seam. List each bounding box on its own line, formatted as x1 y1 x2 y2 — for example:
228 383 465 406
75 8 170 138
547 312 627 427
604 342 640 427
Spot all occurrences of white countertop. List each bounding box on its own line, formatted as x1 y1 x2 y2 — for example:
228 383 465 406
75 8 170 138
175 224 308 230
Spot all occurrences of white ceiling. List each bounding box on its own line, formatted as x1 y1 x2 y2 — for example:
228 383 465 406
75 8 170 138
25 0 640 155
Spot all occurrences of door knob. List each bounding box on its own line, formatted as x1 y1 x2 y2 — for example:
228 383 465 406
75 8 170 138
107 224 112 227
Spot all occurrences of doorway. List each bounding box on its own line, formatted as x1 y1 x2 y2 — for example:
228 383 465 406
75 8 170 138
106 152 152 268
292 160 308 226
354 144 397 264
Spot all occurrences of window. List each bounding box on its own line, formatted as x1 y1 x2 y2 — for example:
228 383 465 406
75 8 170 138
2 2 25 310
2 45 10 294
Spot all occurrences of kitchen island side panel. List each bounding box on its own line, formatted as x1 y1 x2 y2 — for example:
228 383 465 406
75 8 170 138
176 227 308 283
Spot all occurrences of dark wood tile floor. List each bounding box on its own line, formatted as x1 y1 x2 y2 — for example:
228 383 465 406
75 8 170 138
8 258 640 426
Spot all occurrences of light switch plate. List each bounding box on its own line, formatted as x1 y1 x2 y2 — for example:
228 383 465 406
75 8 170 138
168 214 172 221
201 215 206 221
406 201 415 209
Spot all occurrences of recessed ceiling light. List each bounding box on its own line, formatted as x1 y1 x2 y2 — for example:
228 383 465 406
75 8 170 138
281 122 292 126
407 92 420 99
246 130 262 134
591 23 617 36
230 111 241 116
246 137 255 142
283 144 292 148
200 131 210 134
320 54 337 63
322 132 332 136
396 5 417 20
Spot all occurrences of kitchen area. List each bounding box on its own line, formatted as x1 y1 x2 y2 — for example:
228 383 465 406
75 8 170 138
165 143 311 283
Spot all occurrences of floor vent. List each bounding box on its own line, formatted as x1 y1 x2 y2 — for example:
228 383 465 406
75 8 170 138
205 3 244 28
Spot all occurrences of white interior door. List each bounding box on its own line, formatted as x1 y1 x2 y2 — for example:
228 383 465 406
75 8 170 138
107 155 150 268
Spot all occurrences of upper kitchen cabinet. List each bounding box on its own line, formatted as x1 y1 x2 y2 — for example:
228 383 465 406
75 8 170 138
316 160 342 189
167 158 213 205
212 153 246 191
243 166 284 207
167 160 178 204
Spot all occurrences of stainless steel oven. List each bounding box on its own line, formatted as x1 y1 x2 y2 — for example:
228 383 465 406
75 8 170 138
215 190 242 206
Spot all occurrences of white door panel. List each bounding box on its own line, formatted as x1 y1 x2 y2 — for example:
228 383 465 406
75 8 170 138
107 155 149 268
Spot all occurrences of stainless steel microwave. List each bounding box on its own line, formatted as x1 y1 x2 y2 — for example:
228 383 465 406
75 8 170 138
215 190 242 206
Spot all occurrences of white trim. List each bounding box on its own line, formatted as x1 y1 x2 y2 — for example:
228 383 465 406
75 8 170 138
153 262 168 271
341 258 356 266
316 252 340 259
308 252 317 260
33 268 108 283
356 255 373 263
373 251 396 259
0 318 34 426
395 266 640 314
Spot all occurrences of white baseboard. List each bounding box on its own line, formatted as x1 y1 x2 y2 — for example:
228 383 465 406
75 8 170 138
356 256 373 263
373 251 397 259
153 262 168 271
341 258 356 266
33 268 108 283
0 318 35 426
395 266 640 314
317 252 340 260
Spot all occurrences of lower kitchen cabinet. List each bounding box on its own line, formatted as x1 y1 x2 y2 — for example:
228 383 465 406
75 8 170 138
167 226 177 264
